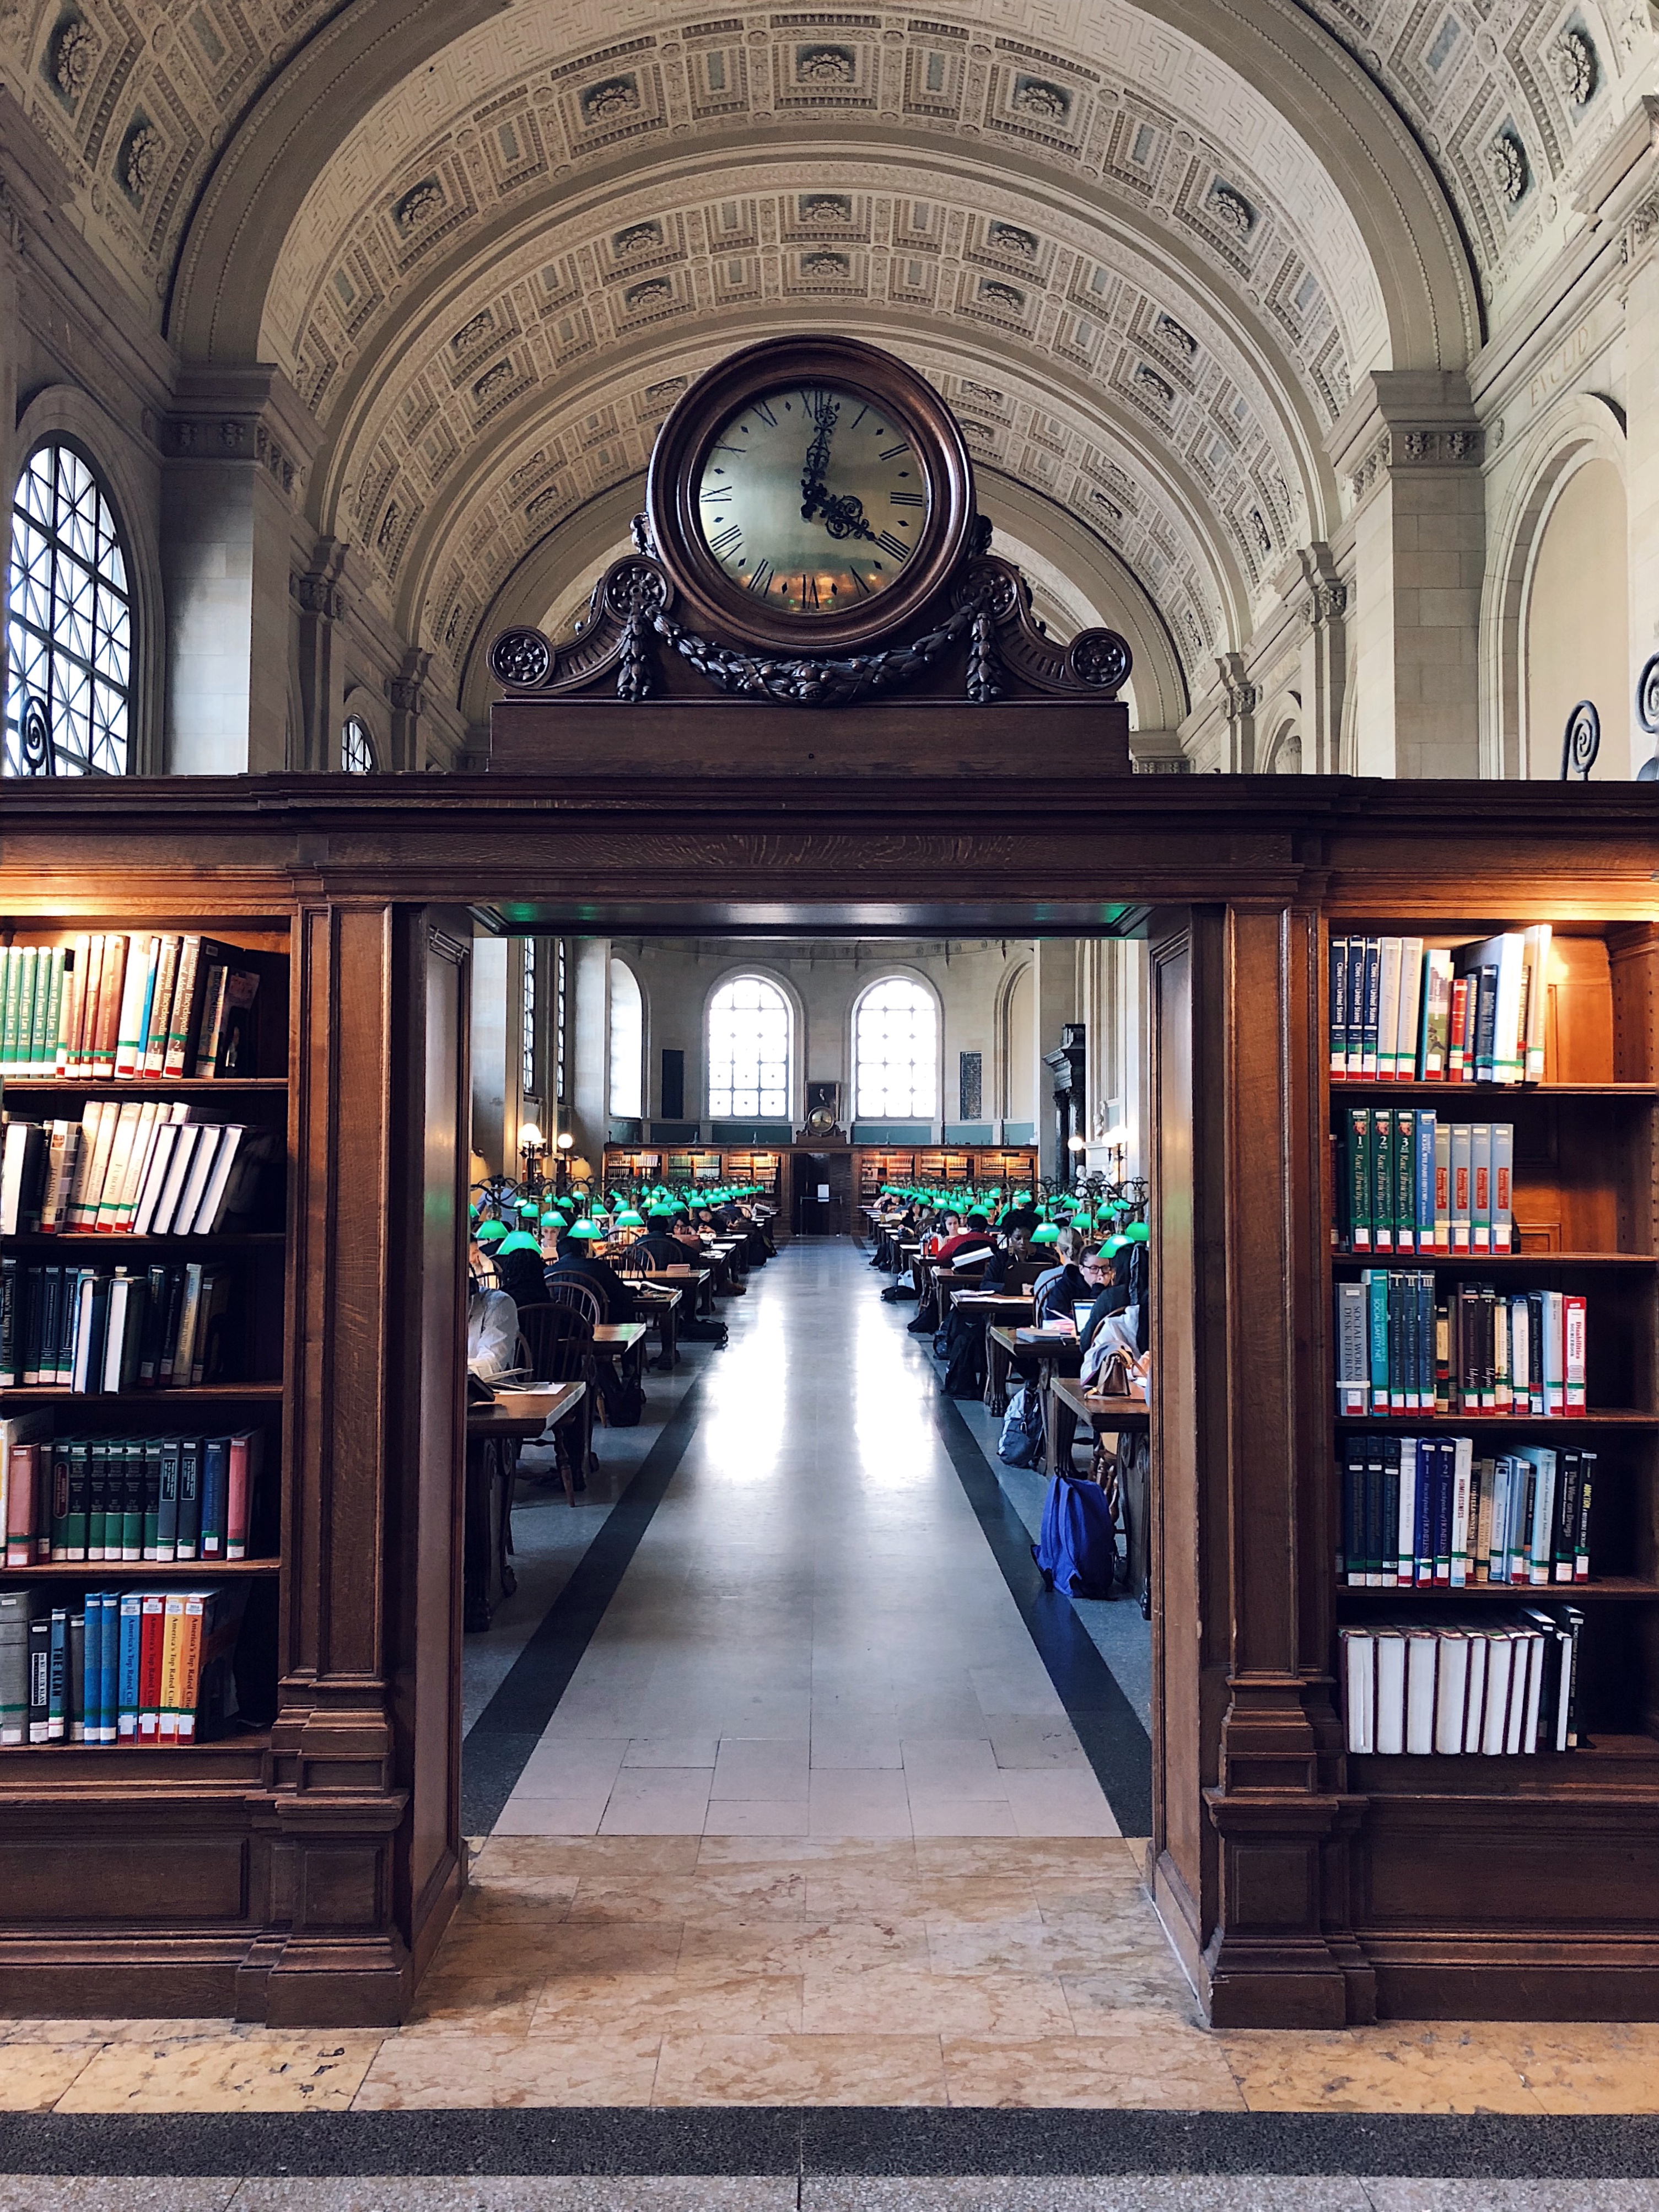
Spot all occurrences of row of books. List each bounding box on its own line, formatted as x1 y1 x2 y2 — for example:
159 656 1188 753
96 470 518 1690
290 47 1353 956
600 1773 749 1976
1339 1434 1593 1587
1335 1111 1515 1255
0 1584 248 1746
1 1259 235 1392
1341 1608 1583 1754
1335 1275 1586 1416
0 1108 278 1237
0 935 265 1081
1329 928 1550 1085
0 1423 265 1563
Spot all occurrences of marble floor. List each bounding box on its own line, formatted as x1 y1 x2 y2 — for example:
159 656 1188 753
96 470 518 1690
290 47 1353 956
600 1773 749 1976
488 1240 1119 1843
3 1243 1659 2156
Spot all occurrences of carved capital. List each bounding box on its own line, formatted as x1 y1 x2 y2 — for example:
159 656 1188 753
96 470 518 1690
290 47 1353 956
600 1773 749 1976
1348 422 1481 503
1303 580 1347 629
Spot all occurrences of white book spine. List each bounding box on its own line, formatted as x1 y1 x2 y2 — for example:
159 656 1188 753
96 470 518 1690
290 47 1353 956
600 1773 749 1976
1376 938 1403 1080
1396 938 1424 1084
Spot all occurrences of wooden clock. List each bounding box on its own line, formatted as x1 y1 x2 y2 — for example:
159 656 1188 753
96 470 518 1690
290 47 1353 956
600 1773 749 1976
644 334 975 653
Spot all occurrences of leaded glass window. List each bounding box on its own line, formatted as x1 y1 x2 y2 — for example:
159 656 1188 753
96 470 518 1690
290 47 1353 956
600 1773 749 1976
521 940 540 1099
341 714 376 773
4 443 132 777
855 977 938 1120
708 976 790 1120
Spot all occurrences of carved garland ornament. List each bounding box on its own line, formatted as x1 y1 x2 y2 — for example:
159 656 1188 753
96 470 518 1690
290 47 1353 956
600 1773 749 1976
488 556 1133 709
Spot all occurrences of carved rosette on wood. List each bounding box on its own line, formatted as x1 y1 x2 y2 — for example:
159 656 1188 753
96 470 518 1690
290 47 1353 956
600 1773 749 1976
488 540 1132 711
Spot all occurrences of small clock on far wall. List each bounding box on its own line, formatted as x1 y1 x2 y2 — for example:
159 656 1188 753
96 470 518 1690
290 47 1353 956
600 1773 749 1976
645 335 976 653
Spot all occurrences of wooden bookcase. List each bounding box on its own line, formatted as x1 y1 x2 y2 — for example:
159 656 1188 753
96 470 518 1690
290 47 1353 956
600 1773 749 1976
0 912 293 1978
1322 916 1659 2017
2 771 1657 2032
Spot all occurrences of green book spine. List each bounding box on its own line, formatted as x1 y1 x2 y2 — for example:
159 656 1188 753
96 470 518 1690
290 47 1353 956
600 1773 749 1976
1393 1107 1415 1255
87 1438 109 1562
0 946 19 1075
1346 1108 1371 1252
120 1440 144 1561
42 949 65 1073
142 1439 163 1560
1372 1108 1396 1254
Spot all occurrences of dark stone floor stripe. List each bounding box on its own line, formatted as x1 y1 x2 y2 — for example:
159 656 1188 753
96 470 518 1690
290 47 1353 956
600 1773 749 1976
931 1390 1154 1838
461 1380 705 1833
1 2108 1657 2178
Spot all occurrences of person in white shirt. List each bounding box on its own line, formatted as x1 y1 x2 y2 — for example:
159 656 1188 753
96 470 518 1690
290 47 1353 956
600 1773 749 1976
467 1271 519 1380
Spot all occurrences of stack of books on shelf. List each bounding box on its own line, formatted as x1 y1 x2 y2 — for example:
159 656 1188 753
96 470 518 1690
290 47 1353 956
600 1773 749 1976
0 1583 249 1746
0 1425 265 1563
2 1258 240 1391
1339 1433 1593 1587
0 934 268 1081
1341 1606 1585 1754
1 1107 281 1237
1335 1111 1514 1253
1330 928 1552 1084
1335 1275 1585 1416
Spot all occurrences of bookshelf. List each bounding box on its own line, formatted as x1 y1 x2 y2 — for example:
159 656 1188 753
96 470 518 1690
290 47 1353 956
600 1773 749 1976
1322 917 1659 2015
0 909 295 2012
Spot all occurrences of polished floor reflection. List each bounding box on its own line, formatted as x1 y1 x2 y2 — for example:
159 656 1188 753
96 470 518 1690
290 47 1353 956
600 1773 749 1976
491 1240 1117 1841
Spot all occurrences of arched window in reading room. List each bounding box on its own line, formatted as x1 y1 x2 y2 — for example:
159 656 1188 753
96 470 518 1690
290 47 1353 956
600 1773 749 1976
4 442 133 778
855 977 938 1121
609 957 643 1120
341 714 376 773
708 975 790 1121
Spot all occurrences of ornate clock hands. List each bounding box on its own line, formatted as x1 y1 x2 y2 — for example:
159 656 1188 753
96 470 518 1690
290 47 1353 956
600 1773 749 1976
800 395 877 543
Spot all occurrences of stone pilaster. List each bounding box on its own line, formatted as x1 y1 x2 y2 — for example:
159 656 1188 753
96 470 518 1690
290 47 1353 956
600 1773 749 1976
1216 653 1259 773
1328 374 1484 779
387 648 432 772
1283 546 1348 775
163 367 320 773
291 539 346 773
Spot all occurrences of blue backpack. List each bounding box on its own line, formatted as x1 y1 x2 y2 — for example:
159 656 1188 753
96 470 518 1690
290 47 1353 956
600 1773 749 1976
1032 1472 1118 1600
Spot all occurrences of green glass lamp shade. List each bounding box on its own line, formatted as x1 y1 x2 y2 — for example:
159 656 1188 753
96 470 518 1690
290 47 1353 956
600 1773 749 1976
617 1208 645 1228
495 1230 543 1257
1125 1221 1150 1242
1031 1223 1060 1245
567 1219 601 1240
476 1219 508 1244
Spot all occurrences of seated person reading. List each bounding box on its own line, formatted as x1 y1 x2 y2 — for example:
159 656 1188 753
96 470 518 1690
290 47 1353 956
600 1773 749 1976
467 1271 519 1381
549 1228 639 1323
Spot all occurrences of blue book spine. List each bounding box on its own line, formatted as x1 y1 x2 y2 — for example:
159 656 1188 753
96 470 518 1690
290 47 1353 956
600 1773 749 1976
1330 935 1349 1074
200 1436 230 1559
1414 1113 1436 1252
1362 938 1382 1073
101 1594 120 1743
1434 1440 1455 1582
117 1592 143 1742
83 1593 103 1747
1414 1443 1436 1583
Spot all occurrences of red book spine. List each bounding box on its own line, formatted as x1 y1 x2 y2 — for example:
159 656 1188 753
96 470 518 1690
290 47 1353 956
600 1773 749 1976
137 1595 166 1743
227 1435 249 1560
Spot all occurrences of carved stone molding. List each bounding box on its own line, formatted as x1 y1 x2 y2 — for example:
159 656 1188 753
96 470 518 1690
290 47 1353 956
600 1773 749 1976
168 368 321 510
1347 423 1482 504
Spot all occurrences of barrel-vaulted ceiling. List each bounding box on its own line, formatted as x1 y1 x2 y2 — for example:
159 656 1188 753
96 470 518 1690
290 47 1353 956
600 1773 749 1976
3 0 1645 714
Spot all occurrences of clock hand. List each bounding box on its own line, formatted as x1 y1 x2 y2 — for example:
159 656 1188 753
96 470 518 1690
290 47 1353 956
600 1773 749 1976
798 393 877 542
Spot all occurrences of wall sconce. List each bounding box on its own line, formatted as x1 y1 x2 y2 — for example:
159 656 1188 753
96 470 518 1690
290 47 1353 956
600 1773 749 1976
519 1122 546 1192
554 1128 575 1194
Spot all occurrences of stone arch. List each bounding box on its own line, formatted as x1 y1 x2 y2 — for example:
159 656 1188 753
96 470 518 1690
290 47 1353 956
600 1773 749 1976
1480 389 1627 779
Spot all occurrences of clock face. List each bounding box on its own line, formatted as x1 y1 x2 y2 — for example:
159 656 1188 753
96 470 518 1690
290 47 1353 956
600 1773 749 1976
695 383 930 618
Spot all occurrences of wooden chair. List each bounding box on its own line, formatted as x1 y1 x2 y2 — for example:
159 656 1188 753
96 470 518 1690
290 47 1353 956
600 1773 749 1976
618 1244 663 1274
515 1304 597 1501
546 1275 605 1329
